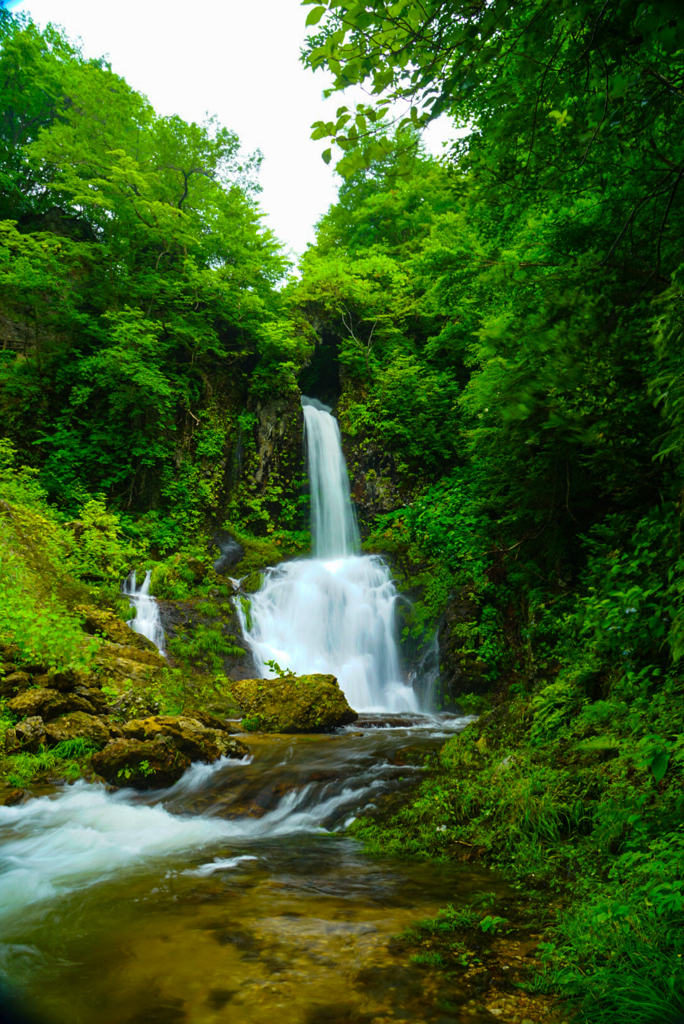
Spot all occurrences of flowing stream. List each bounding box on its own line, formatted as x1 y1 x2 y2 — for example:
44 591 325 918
0 397 504 1024
0 720 505 1024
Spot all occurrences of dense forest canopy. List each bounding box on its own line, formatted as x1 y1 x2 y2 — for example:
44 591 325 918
0 9 311 542
1 1 684 1021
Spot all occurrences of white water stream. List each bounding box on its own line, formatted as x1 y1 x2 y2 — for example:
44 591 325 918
238 397 418 712
122 569 166 653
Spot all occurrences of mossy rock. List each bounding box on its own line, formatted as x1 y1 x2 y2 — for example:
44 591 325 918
121 715 248 762
230 674 358 733
7 687 102 721
76 604 158 652
94 642 165 686
91 737 191 789
44 711 121 748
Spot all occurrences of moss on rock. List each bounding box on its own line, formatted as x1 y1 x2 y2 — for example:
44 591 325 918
230 674 358 733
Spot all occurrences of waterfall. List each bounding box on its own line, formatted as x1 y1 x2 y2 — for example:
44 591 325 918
122 570 166 654
302 397 360 558
237 397 418 712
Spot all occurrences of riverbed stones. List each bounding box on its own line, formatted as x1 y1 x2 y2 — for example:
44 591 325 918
121 715 248 762
91 737 191 789
230 674 358 732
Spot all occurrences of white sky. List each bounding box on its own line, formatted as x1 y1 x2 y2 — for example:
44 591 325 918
7 0 455 261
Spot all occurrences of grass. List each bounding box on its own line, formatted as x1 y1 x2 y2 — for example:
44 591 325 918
2 737 100 787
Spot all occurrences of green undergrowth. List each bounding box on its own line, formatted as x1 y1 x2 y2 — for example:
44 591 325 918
0 729 100 788
103 667 241 722
226 523 311 577
167 624 246 674
0 443 103 669
352 667 684 1024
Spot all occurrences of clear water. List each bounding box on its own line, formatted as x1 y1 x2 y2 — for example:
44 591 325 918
0 716 509 1024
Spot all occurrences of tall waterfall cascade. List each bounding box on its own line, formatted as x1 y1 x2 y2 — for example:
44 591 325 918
237 397 418 712
123 570 166 654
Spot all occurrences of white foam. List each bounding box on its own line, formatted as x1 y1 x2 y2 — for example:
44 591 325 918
0 775 379 921
185 855 258 877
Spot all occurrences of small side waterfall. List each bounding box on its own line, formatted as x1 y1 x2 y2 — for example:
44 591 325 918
122 570 166 654
237 397 418 712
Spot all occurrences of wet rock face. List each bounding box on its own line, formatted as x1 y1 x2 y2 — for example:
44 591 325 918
347 445 413 538
211 531 245 576
438 587 489 698
232 394 306 535
230 674 358 733
158 597 256 683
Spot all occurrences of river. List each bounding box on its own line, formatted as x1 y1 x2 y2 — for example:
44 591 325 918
0 715 510 1024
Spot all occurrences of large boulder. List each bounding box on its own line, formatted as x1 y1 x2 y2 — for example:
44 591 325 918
44 712 122 748
121 715 248 762
7 687 101 721
91 738 191 789
230 674 358 733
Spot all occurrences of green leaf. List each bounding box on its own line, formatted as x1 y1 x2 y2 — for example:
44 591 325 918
651 750 670 783
305 5 327 27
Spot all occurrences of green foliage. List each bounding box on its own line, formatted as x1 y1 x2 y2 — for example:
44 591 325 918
68 497 141 582
240 715 264 733
167 624 245 674
2 737 100 787
264 659 293 679
0 461 101 669
0 15 296 525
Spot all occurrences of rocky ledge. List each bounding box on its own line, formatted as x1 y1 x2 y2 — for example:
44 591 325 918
92 715 249 789
1 646 249 792
230 673 358 733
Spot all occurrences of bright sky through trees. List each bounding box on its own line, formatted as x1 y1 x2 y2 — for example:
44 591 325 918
7 0 454 257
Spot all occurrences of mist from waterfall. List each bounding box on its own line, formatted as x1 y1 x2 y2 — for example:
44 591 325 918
237 397 418 712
